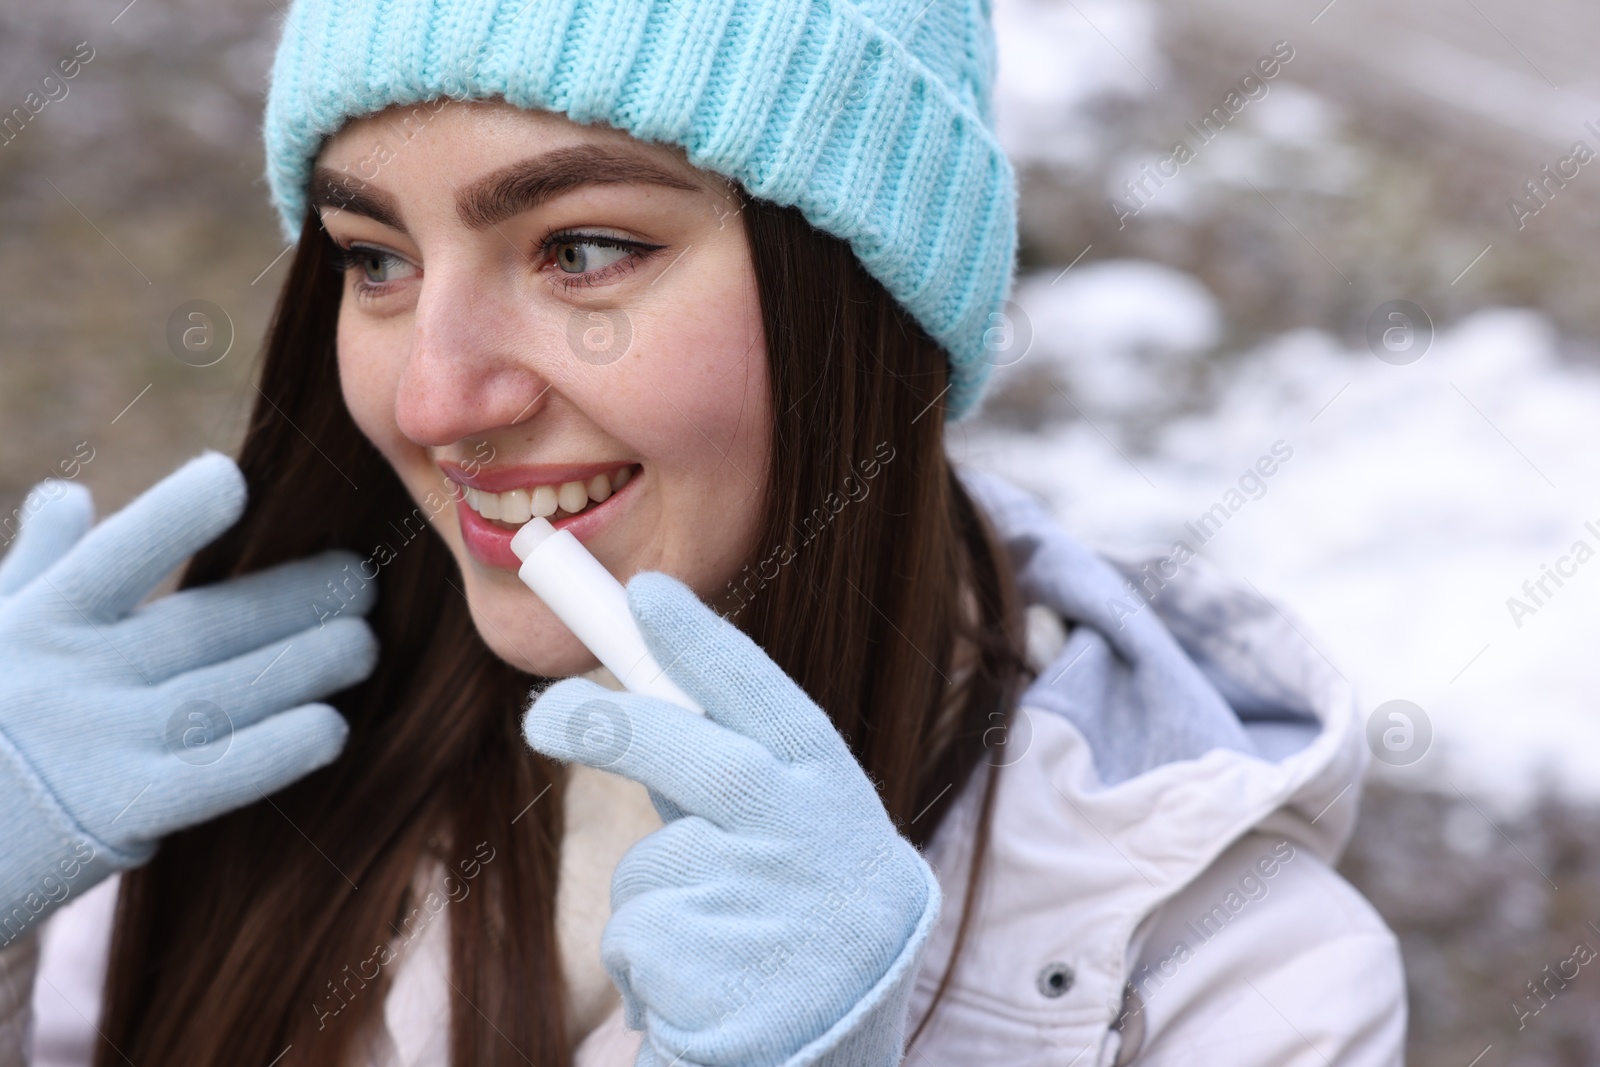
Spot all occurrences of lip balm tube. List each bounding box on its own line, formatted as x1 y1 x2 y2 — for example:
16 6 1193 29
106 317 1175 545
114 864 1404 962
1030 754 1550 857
509 517 705 716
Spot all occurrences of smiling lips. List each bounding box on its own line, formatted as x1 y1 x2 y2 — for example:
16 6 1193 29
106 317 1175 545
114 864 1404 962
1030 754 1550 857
450 464 636 528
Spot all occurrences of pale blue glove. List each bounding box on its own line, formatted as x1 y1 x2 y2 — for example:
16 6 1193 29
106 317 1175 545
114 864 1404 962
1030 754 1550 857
523 572 941 1067
0 451 378 943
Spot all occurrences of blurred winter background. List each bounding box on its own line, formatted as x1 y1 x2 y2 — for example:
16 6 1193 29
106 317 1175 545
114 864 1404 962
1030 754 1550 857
3 0 1600 1061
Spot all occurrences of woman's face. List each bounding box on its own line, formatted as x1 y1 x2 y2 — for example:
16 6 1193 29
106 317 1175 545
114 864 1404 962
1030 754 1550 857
315 100 770 678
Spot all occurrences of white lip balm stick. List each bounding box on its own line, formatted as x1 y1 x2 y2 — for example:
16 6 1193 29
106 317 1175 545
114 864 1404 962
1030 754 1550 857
509 516 705 716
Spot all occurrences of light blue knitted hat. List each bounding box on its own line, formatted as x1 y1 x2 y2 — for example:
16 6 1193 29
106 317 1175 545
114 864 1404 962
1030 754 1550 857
263 0 1017 419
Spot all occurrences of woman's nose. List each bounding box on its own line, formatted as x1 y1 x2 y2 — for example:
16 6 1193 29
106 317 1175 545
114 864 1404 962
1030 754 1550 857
393 267 558 447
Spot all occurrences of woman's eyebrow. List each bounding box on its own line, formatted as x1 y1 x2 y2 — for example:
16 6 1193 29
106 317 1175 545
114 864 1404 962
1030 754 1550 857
310 168 406 231
454 145 703 229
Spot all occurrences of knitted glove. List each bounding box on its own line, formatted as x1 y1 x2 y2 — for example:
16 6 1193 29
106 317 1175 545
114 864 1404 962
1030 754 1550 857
524 572 941 1067
0 451 378 945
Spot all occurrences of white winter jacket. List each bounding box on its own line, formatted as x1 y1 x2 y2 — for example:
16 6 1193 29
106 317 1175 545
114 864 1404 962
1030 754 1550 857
13 468 1405 1066
898 469 1406 1066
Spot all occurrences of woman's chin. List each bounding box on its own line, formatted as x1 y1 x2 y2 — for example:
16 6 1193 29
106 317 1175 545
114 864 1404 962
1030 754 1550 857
448 548 594 676
470 608 602 679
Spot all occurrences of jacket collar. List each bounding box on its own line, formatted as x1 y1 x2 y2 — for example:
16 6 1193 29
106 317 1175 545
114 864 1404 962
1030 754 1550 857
954 463 1366 862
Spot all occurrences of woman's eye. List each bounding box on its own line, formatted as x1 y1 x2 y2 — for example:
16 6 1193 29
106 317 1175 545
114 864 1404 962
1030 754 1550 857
351 248 413 285
553 239 630 275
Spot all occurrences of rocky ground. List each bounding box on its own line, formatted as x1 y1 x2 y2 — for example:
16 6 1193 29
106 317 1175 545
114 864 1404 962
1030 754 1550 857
1343 779 1600 1066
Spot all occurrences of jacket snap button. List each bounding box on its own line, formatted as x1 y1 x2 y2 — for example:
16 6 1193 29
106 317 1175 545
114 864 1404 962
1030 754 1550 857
1036 962 1074 998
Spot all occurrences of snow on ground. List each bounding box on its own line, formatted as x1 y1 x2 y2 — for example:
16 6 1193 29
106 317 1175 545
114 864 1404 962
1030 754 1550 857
980 0 1600 807
958 263 1600 809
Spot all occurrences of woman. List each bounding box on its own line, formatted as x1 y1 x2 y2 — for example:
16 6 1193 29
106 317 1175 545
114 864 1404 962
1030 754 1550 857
0 0 1405 1064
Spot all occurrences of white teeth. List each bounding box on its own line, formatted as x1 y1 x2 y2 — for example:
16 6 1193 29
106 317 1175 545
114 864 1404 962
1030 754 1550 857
501 488 532 524
530 485 558 518
557 480 588 514
460 465 635 524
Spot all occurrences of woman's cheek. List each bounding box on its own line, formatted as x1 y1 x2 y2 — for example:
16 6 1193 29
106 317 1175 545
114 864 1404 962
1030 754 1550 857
337 315 413 466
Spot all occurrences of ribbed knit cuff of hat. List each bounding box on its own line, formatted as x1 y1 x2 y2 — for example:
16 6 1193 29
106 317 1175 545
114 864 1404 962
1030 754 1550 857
263 0 1018 419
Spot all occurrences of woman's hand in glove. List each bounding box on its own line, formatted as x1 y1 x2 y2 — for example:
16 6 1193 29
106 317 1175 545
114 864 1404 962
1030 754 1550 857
0 451 378 942
523 571 941 1067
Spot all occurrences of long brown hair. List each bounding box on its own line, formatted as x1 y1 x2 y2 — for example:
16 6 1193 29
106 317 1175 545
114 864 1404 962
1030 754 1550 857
96 184 1034 1065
